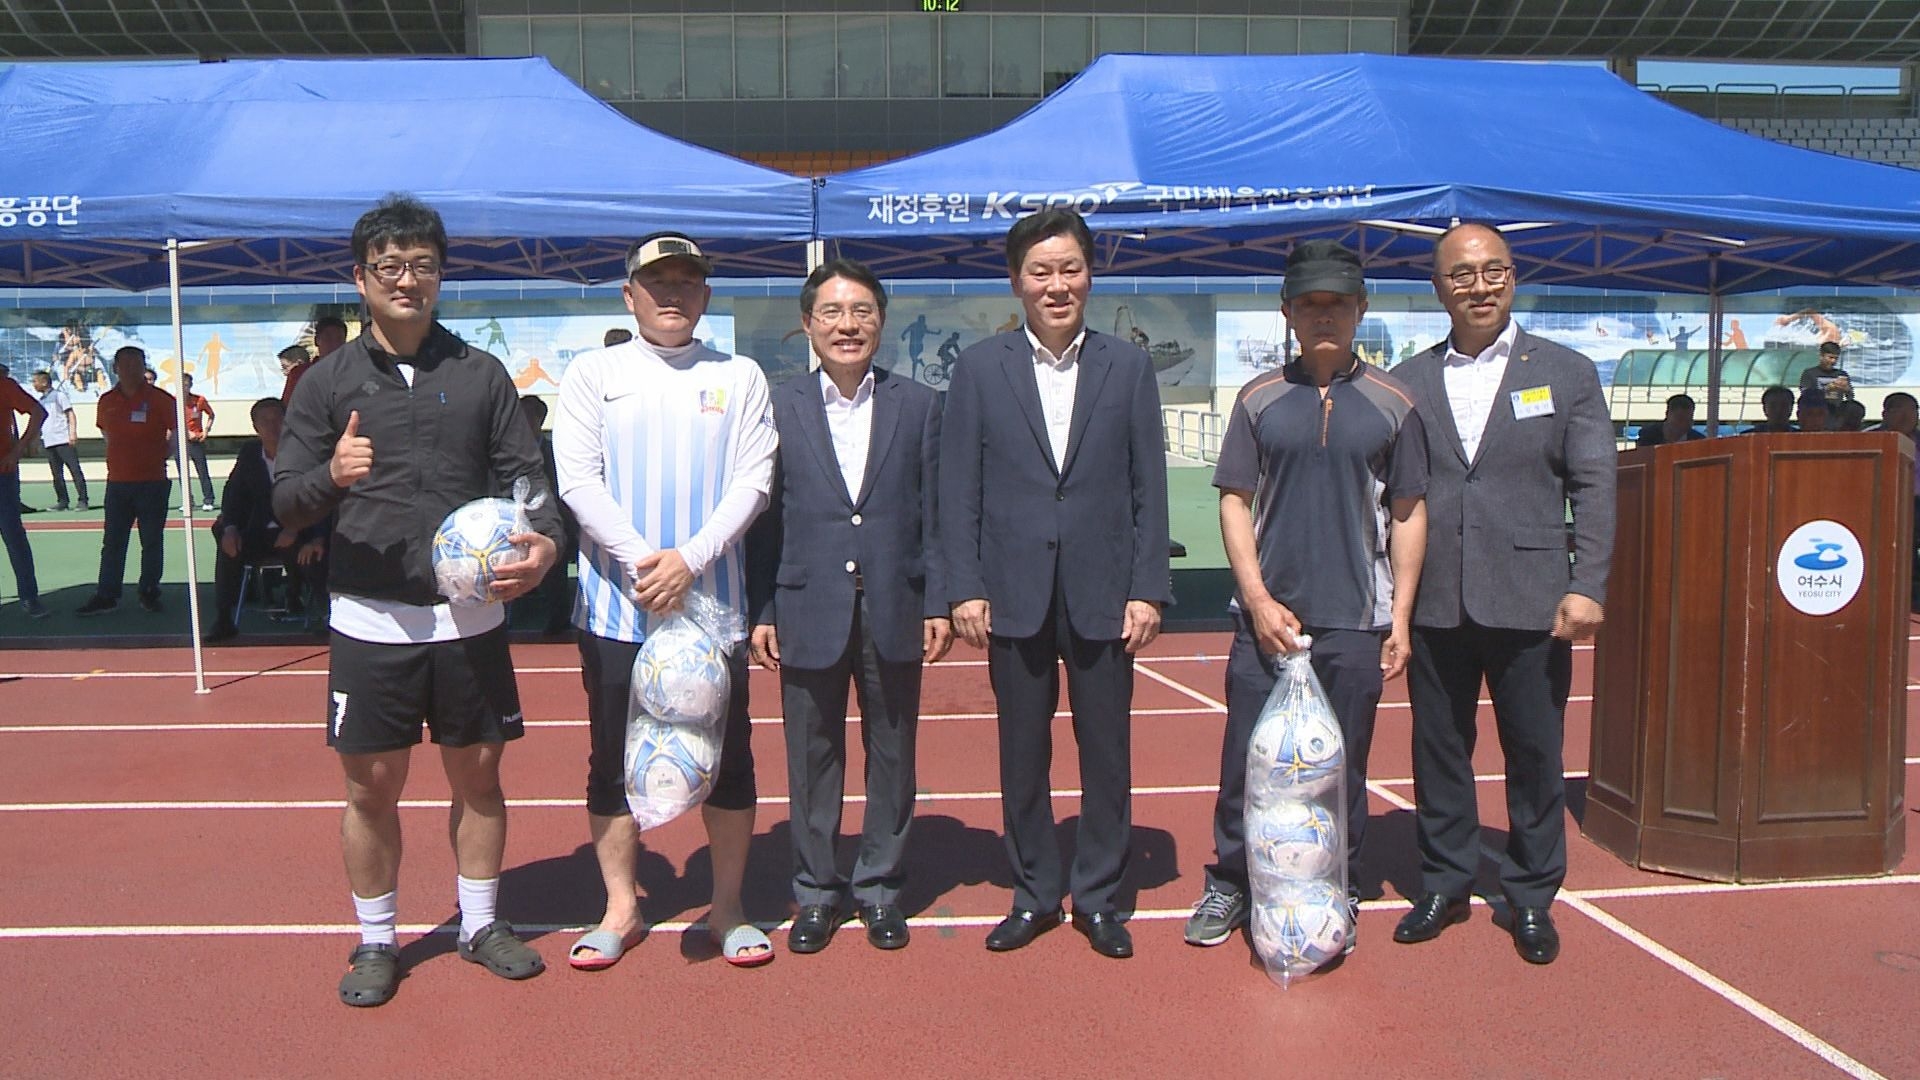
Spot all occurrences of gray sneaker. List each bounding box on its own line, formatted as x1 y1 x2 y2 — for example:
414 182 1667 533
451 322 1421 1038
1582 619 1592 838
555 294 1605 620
1183 886 1249 947
1344 889 1361 956
22 599 49 619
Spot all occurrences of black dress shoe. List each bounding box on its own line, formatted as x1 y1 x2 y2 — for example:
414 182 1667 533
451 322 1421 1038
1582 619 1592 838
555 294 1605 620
1511 906 1560 965
788 904 843 954
202 623 239 644
1072 912 1133 959
984 907 1063 952
1393 893 1471 944
861 904 910 950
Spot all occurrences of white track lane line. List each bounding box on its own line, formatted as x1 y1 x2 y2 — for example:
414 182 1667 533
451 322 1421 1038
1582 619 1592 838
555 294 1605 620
0 653 1239 680
0 706 1217 734
1363 778 1891 1080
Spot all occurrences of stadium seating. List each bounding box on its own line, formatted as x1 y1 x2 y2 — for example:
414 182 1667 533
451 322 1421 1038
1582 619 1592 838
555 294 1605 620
1722 115 1920 167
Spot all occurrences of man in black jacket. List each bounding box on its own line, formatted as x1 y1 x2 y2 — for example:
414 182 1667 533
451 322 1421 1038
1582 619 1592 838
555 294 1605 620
202 397 328 643
273 195 562 1008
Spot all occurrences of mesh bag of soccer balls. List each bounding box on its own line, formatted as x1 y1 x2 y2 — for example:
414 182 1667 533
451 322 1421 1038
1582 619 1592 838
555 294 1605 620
430 476 546 607
623 591 744 830
1244 636 1352 987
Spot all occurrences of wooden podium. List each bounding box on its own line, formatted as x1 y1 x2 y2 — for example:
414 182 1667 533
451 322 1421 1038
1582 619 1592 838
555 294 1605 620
1584 433 1911 881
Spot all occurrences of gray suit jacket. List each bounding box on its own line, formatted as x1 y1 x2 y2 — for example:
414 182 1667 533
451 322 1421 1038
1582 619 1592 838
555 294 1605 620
940 329 1171 641
746 365 944 669
1395 327 1616 632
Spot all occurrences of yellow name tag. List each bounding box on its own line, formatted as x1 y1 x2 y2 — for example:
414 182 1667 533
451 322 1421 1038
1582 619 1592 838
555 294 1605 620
1511 385 1554 419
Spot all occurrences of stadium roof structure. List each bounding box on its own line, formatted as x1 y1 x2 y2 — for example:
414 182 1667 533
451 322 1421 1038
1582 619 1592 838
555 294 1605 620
1409 0 1920 65
815 52 1920 294
0 0 462 58
0 56 814 289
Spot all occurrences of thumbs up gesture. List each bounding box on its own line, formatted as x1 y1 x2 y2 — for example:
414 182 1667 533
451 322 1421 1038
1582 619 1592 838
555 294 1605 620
329 410 375 488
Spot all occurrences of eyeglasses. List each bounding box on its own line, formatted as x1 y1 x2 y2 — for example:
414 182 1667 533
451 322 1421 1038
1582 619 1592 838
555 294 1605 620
362 259 443 283
811 303 880 325
1442 264 1513 290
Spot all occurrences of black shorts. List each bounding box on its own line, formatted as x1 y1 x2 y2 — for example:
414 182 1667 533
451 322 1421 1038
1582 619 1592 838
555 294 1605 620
580 630 755 818
326 625 526 755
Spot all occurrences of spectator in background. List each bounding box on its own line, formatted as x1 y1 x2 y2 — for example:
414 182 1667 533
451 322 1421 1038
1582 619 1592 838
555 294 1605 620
78 346 175 616
31 370 87 510
518 394 576 636
1836 399 1867 432
1742 386 1797 434
1634 393 1707 448
0 367 48 618
1878 391 1918 439
1797 390 1831 433
1798 341 1853 406
602 327 633 347
203 397 328 643
281 315 349 405
181 373 218 512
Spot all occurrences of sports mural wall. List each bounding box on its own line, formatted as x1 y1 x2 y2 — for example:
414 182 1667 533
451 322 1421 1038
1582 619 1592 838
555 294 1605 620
4 288 1916 424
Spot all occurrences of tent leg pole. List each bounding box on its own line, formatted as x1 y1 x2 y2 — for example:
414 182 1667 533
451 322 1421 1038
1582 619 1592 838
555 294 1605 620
170 239 209 695
1707 254 1723 437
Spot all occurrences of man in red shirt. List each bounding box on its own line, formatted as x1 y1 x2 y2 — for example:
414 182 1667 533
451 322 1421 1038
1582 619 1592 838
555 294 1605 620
0 371 48 618
282 315 349 406
182 372 217 512
78 346 177 616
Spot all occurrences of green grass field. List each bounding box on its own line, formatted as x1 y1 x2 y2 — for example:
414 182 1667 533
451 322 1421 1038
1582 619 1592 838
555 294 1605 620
0 463 1235 640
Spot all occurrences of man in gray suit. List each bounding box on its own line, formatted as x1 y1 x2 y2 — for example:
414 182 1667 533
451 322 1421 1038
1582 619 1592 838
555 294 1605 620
1389 223 1615 965
942 209 1171 960
748 259 952 953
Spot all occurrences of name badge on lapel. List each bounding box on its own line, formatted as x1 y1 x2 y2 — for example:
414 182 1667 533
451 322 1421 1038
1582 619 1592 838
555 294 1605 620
129 406 149 424
1510 385 1554 420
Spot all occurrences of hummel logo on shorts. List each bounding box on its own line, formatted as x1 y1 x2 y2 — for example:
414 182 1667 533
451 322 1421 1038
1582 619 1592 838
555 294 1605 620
331 691 349 738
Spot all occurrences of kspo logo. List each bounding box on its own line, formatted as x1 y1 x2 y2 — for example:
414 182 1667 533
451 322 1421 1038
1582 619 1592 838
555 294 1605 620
1776 519 1864 617
981 183 1138 220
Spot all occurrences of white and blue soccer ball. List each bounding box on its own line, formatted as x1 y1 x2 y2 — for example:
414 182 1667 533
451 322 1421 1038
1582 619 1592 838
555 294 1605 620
1246 799 1341 882
625 718 721 831
630 618 732 729
431 497 528 606
1250 880 1352 984
1247 699 1344 801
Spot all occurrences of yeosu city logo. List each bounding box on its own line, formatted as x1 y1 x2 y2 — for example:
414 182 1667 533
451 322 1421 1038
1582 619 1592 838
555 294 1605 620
1776 520 1863 617
1792 540 1849 572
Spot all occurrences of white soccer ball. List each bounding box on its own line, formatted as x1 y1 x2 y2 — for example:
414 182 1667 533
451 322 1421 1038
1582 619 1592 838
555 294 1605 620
625 719 721 831
631 619 731 729
1247 697 1345 801
430 497 527 606
1246 799 1341 882
1249 880 1352 984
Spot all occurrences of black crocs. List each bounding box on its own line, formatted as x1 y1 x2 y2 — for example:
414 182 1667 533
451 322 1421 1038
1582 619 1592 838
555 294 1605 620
338 942 399 1007
458 920 545 980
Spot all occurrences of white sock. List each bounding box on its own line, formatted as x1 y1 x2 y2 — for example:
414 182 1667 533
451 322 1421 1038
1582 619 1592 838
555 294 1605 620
457 875 498 944
353 891 397 947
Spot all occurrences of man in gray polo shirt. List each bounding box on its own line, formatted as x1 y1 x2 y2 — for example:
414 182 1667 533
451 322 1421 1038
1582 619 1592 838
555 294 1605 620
1185 240 1429 950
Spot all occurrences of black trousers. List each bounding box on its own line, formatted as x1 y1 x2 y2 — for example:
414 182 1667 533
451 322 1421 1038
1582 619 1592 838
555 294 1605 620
988 575 1134 915
781 594 922 908
96 480 168 600
184 440 214 505
1408 623 1573 908
44 444 87 507
1207 623 1382 896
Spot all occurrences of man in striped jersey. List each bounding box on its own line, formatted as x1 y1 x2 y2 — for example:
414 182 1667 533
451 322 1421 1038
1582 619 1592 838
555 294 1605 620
553 233 779 970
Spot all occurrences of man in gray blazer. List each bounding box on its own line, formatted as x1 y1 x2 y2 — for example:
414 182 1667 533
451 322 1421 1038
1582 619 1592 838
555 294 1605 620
942 209 1172 960
748 259 952 954
1389 223 1615 965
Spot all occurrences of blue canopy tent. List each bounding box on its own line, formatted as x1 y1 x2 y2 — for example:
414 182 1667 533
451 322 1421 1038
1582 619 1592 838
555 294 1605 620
816 53 1920 295
0 57 814 289
0 56 814 688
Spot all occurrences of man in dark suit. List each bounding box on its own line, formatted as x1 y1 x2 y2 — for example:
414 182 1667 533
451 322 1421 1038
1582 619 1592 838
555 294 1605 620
203 397 328 642
942 209 1171 960
1634 393 1707 447
747 259 952 954
1390 223 1615 965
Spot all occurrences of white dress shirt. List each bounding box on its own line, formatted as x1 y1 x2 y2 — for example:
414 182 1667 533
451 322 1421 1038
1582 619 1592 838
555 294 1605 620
1025 326 1086 470
1442 318 1519 463
820 365 876 502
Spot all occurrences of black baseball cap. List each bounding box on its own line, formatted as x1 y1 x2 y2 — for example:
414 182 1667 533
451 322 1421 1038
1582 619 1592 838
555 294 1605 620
1283 240 1366 300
